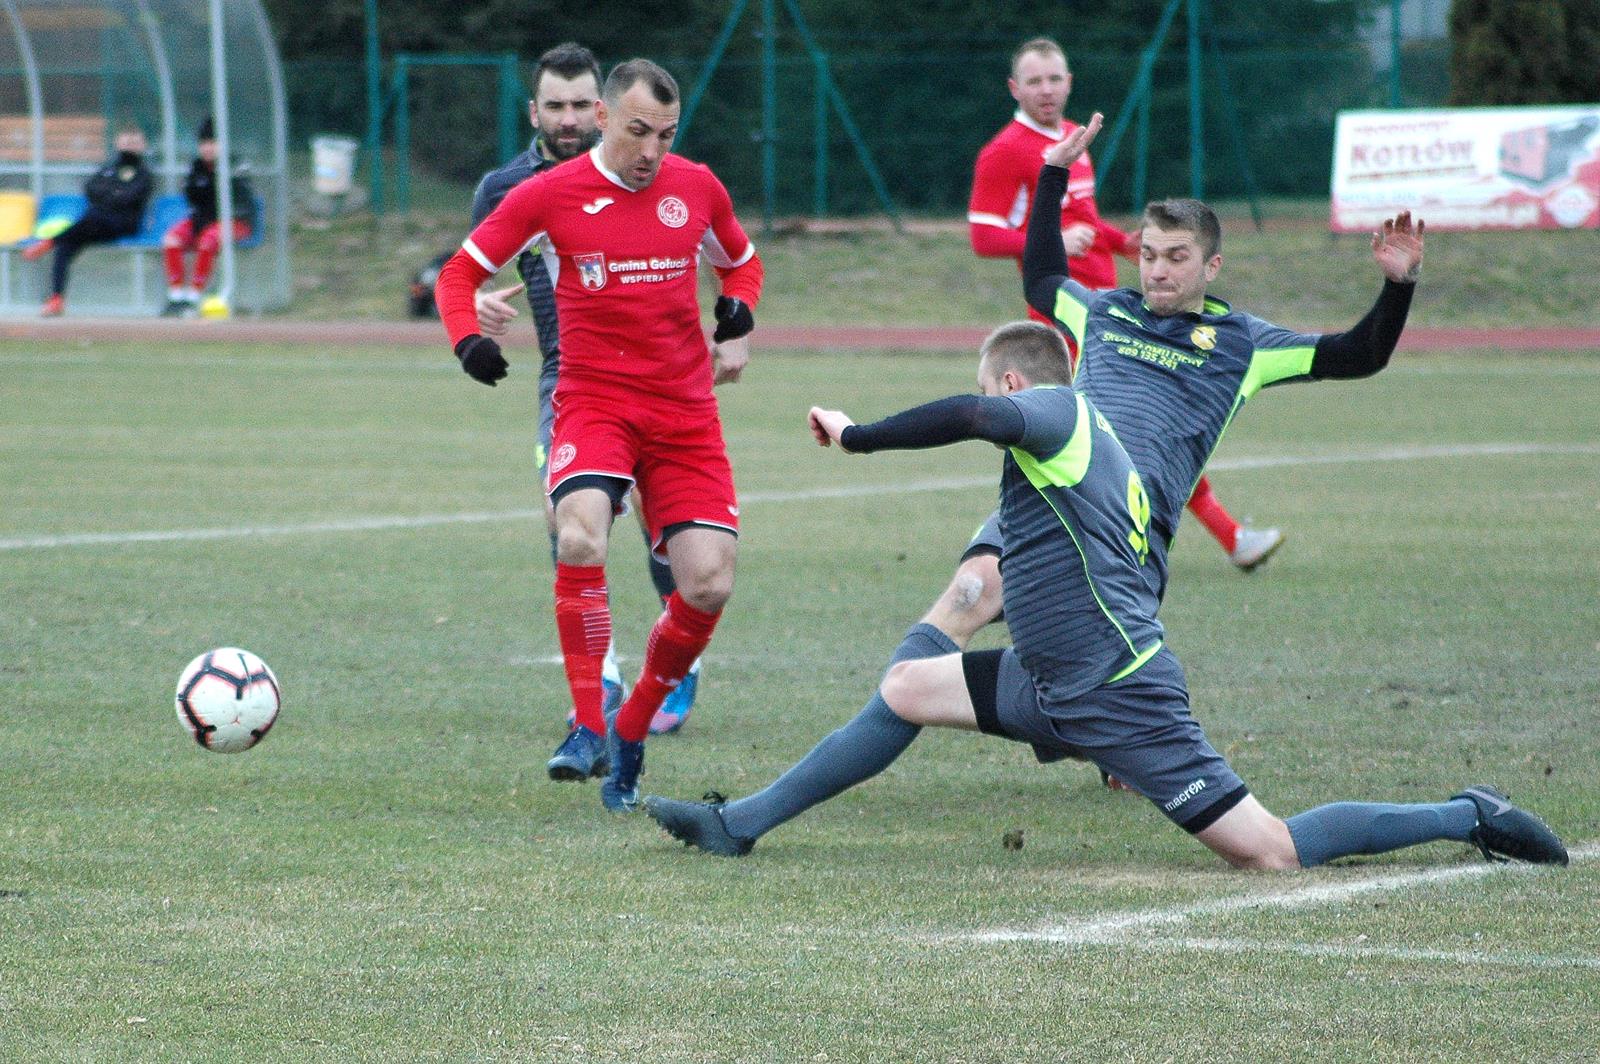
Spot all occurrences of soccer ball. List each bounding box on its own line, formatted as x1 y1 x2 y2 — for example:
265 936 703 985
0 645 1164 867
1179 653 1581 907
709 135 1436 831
199 295 230 320
174 647 281 753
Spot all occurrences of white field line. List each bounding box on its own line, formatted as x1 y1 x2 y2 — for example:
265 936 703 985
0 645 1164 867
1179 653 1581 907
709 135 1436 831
957 840 1600 950
1124 935 1600 972
3 442 1598 553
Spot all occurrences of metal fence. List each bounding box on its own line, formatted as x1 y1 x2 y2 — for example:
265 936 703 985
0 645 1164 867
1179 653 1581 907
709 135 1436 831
282 37 1452 219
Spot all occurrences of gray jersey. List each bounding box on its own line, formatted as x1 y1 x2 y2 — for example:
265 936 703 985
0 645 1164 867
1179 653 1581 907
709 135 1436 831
1000 386 1164 704
1056 282 1322 595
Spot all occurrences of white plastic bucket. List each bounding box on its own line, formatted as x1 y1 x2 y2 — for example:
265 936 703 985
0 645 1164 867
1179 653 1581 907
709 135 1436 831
311 135 359 196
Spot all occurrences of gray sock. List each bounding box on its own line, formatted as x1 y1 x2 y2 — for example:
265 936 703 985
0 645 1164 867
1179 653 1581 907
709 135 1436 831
1286 799 1478 868
719 622 957 840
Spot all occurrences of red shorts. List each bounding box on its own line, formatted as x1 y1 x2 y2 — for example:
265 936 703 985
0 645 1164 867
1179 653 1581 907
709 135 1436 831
546 391 738 550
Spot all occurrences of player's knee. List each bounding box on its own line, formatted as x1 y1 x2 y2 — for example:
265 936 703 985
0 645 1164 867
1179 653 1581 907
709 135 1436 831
879 661 927 723
554 522 606 566
675 568 733 613
1210 828 1301 871
1223 846 1301 872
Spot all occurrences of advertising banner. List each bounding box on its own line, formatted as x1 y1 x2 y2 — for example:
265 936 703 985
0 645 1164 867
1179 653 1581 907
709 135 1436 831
1330 106 1600 232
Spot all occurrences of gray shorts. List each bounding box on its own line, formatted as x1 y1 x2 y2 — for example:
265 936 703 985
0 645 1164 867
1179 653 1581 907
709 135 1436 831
960 508 1004 562
964 646 1247 832
534 354 560 479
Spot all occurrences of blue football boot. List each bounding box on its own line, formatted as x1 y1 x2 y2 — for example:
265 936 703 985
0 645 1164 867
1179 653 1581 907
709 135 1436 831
600 730 646 813
649 657 701 735
546 725 608 781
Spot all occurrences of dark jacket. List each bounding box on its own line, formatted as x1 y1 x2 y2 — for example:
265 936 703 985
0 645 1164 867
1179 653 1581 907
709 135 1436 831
184 158 256 229
84 150 154 224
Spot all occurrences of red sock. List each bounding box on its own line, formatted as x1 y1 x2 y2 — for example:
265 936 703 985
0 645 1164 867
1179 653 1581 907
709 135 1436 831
1186 475 1239 552
615 592 720 741
554 563 611 734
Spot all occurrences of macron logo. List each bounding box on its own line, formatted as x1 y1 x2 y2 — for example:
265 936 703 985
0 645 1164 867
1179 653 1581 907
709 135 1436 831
1162 778 1206 812
582 197 615 215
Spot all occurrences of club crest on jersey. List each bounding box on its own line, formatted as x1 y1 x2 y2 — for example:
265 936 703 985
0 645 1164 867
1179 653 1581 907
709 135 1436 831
1189 325 1217 351
574 252 606 291
657 195 689 228
550 443 577 474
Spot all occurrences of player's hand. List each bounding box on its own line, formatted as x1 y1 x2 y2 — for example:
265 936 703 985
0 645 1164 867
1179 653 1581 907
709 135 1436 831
1119 226 1142 261
712 295 755 343
474 282 524 337
1372 210 1424 283
1061 223 1096 257
1042 111 1103 171
808 407 855 450
712 335 749 386
454 334 508 386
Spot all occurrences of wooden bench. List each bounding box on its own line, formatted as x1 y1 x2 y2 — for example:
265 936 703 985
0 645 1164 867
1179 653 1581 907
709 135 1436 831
0 114 109 163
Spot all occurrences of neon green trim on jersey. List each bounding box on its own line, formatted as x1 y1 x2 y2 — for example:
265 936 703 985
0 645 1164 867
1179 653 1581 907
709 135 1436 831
1108 640 1163 683
1009 391 1092 489
1053 286 1089 344
1010 392 1143 667
535 442 548 468
1242 345 1315 399
1106 303 1142 327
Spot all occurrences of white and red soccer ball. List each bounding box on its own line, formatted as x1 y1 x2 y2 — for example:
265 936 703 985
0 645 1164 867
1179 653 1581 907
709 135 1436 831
174 647 281 753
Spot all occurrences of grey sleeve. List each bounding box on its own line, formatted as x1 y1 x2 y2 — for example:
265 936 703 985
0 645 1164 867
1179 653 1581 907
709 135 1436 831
1008 388 1080 458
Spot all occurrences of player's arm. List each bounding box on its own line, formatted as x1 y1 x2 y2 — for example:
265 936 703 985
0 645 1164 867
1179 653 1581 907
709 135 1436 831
1309 212 1424 380
1023 114 1103 330
967 145 1028 259
811 395 1027 453
703 174 763 385
436 176 549 386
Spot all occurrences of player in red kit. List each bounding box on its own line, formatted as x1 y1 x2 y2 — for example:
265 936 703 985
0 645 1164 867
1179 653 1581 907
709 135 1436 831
435 59 763 813
968 36 1282 572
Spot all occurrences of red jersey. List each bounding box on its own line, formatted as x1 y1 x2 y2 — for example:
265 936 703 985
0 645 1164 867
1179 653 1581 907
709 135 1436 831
968 112 1132 291
441 148 757 401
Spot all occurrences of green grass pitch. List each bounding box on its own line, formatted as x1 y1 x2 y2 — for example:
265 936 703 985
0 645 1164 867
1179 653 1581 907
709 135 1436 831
2 339 1597 1060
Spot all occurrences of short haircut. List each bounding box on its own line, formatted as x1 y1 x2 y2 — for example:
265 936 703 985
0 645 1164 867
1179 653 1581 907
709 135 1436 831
534 42 601 97
603 59 679 107
1011 37 1068 76
980 321 1073 386
1142 198 1223 259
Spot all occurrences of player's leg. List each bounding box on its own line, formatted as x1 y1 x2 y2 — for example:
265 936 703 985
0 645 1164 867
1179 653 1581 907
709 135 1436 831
1090 650 1564 868
612 524 732 732
920 513 1006 649
544 399 636 781
1195 787 1566 869
643 620 958 854
535 356 561 564
626 488 699 735
878 653 980 729
601 409 741 810
1187 474 1285 572
537 359 624 732
546 482 624 781
602 525 733 812
1274 786 1566 867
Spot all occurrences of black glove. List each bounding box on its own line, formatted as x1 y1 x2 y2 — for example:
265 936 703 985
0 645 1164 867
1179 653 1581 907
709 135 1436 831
712 295 755 343
454 334 508 386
